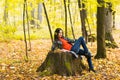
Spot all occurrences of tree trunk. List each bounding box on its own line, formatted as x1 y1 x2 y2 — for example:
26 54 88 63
112 11 116 29
26 1 31 51
36 51 86 76
23 0 28 60
3 0 8 25
37 3 42 28
77 0 88 43
104 3 118 48
95 1 106 59
63 0 68 37
42 3 53 43
30 3 35 26
68 0 75 39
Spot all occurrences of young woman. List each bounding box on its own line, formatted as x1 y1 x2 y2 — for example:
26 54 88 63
51 28 96 72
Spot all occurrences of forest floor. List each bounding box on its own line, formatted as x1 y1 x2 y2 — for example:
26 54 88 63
0 29 120 80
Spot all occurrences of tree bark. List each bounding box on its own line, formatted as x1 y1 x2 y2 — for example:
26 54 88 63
37 3 42 28
68 0 75 39
95 0 106 59
23 0 28 60
104 2 118 48
3 0 8 25
38 3 42 23
63 0 68 37
30 3 35 26
26 1 31 51
42 3 53 43
112 11 116 29
36 51 86 76
77 0 88 43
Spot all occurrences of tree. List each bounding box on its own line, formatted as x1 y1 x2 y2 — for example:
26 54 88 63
36 51 85 76
68 0 75 39
104 2 118 48
42 2 53 43
3 0 8 25
30 3 35 26
112 11 116 29
95 0 106 59
63 0 68 37
37 3 42 28
77 0 88 42
26 1 31 51
23 0 28 60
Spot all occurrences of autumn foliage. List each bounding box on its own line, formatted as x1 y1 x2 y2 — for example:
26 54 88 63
0 37 120 79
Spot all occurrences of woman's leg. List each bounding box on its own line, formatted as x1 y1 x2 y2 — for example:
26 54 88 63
71 37 88 53
78 49 94 70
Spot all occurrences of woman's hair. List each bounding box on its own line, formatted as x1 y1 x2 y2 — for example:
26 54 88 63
54 28 63 40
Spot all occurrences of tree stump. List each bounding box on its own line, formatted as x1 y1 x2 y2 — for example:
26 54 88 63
36 50 86 76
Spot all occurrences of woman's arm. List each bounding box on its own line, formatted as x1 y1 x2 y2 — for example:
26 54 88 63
65 37 75 43
51 41 62 51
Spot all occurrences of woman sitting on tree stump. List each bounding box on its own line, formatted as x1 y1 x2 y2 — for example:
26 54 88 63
51 28 96 73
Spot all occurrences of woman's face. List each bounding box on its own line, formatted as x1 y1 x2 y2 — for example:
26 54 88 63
58 30 63 38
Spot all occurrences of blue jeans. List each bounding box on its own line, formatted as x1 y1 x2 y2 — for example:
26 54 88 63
71 37 94 69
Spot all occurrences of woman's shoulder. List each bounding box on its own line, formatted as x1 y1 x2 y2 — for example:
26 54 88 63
53 40 62 44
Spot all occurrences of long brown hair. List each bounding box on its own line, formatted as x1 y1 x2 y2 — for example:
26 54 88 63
54 28 63 41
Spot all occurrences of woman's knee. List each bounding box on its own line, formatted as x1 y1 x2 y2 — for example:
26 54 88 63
78 36 84 40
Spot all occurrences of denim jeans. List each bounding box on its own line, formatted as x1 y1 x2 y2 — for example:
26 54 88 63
71 37 94 69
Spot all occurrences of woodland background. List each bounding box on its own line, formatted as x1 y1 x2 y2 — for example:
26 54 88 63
0 0 120 80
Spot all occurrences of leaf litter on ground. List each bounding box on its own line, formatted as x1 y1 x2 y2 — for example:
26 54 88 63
0 38 120 80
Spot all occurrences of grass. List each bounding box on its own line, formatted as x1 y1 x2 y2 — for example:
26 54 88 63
0 28 51 41
0 25 83 41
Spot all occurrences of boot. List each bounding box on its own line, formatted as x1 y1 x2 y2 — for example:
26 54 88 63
89 68 96 73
